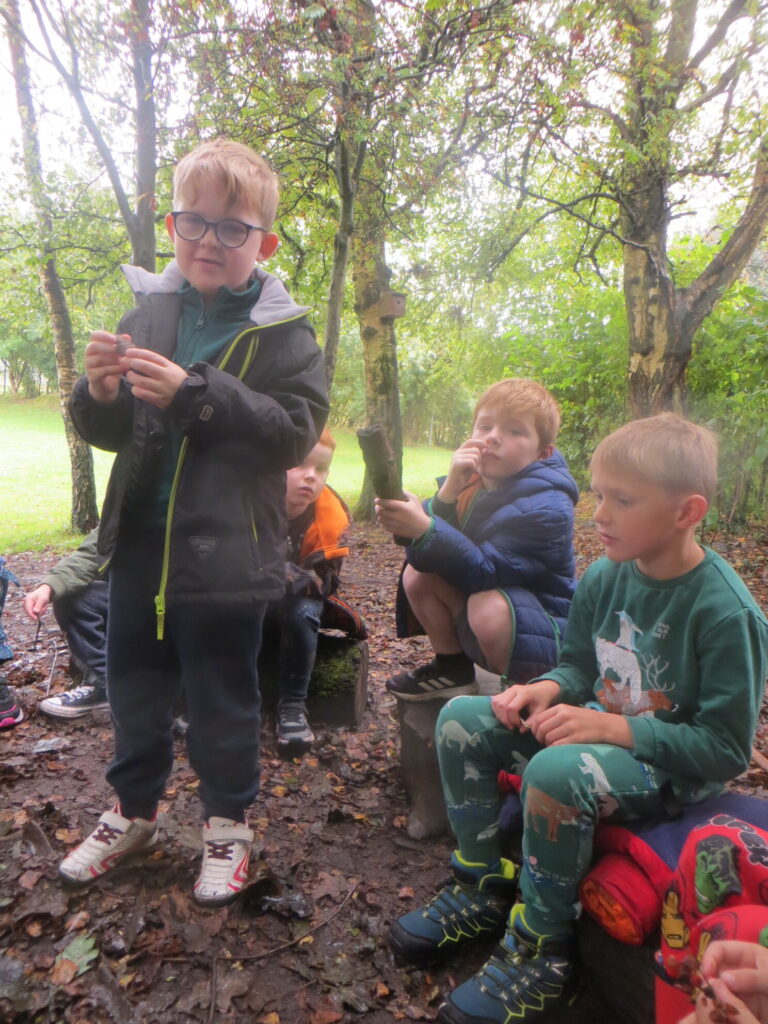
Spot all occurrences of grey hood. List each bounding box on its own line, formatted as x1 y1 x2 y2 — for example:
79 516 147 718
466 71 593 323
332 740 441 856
120 261 310 328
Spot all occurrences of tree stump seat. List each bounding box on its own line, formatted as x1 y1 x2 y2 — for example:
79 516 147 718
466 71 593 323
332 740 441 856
258 632 369 728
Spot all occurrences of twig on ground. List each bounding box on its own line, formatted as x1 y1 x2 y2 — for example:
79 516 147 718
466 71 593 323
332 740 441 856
228 881 359 961
203 883 359 1022
207 954 218 1024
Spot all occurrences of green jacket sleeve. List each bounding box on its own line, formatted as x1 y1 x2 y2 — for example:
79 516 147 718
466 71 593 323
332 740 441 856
41 527 102 599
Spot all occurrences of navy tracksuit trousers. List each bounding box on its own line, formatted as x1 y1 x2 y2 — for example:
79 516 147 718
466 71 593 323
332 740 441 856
106 529 266 822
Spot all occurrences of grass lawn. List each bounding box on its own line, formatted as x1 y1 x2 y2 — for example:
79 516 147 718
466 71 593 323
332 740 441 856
0 394 451 554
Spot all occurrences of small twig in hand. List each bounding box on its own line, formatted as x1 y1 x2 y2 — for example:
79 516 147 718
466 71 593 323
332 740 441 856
33 618 59 694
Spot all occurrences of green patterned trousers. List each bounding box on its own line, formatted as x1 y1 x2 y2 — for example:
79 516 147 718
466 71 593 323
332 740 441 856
436 694 674 933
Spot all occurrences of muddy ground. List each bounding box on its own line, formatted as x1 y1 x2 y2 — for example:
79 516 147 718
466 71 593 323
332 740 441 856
1 513 768 1024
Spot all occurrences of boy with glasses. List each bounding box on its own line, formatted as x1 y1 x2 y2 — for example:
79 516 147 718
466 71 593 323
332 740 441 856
61 138 328 906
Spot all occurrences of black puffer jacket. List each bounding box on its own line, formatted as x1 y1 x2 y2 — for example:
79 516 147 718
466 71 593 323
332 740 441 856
69 262 329 621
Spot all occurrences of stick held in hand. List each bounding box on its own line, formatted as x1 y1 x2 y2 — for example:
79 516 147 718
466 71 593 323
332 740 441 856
356 425 405 500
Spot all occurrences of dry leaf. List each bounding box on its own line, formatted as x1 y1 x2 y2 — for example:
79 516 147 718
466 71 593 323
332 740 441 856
398 886 415 900
55 827 81 843
65 911 90 932
310 1013 342 1024
50 958 78 986
312 871 349 901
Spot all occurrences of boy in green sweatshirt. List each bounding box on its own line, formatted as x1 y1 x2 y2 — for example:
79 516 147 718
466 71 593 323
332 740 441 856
388 413 768 1024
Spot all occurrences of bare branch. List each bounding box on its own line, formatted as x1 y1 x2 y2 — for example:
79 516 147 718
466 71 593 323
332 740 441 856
688 0 750 70
26 0 136 237
678 133 768 339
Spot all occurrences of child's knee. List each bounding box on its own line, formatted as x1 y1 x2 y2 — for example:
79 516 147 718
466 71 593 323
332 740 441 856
402 564 428 598
522 746 581 805
436 695 494 750
466 591 512 647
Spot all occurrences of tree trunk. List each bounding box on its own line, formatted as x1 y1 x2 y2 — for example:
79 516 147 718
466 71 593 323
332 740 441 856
623 136 768 417
621 176 687 416
324 134 361 392
130 0 157 272
322 0 373 394
351 222 403 521
618 1 768 416
3 0 98 532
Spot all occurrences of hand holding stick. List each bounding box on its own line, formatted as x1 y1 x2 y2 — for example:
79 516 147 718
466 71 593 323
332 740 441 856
356 425 405 500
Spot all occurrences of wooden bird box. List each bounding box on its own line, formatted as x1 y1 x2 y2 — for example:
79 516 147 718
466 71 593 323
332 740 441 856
379 290 406 321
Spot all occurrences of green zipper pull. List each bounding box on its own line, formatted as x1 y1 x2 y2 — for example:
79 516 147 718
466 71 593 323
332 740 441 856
155 593 166 641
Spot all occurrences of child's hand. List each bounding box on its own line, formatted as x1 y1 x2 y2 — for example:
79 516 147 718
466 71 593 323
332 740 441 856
438 439 487 502
375 492 432 540
122 348 189 410
23 584 53 621
85 331 131 403
680 974 761 1024
529 704 634 748
491 679 560 731
694 941 768 1024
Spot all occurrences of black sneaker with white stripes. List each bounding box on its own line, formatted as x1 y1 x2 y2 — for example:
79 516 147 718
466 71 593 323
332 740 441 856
386 658 477 702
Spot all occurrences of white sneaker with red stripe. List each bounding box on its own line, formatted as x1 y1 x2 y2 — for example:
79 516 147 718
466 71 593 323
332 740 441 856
194 817 253 906
58 806 158 884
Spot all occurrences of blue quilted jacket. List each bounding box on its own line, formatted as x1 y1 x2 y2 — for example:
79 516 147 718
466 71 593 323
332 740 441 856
396 450 579 678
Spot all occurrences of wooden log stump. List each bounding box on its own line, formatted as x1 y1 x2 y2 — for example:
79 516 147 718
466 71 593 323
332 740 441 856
396 669 503 839
259 634 369 728
396 699 450 839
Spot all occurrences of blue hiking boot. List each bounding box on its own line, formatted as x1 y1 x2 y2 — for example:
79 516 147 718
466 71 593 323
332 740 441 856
438 904 574 1024
388 853 518 965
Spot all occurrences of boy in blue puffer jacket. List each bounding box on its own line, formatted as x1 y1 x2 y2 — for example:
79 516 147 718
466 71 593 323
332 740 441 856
376 378 577 700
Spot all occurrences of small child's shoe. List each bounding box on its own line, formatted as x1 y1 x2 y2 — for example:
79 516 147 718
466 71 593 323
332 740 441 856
437 904 574 1024
386 657 477 702
39 681 108 719
194 817 253 907
58 805 158 884
388 852 518 964
0 679 23 729
276 703 315 758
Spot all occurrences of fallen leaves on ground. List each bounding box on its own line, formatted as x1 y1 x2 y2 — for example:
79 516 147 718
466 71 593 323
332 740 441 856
1 514 767 1022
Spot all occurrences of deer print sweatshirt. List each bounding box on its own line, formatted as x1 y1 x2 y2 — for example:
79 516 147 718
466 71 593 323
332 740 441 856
536 548 768 801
